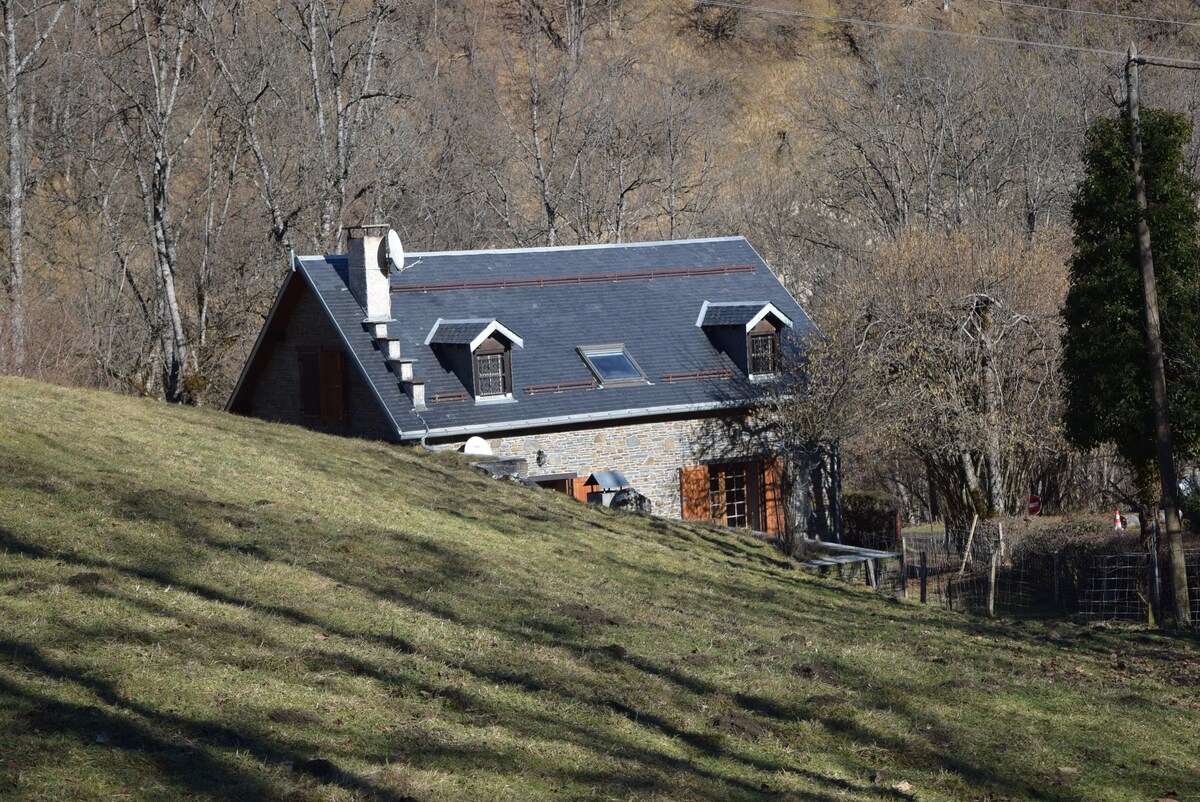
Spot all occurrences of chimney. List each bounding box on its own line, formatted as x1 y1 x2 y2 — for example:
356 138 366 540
408 380 426 411
347 225 392 322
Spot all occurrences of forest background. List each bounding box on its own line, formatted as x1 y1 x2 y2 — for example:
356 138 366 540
4 0 1200 523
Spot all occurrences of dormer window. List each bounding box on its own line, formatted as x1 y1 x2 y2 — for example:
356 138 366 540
697 301 793 378
474 337 511 397
749 320 781 376
425 318 523 401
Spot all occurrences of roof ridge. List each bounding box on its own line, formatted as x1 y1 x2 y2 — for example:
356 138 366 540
296 235 749 262
405 235 747 259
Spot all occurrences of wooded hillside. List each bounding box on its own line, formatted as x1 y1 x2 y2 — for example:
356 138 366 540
3 0 1200 514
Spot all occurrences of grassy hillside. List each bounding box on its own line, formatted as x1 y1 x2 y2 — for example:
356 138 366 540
0 377 1197 802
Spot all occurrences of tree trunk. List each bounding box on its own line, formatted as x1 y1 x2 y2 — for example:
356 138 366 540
4 18 25 374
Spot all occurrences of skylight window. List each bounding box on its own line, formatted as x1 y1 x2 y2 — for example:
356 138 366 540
579 345 648 386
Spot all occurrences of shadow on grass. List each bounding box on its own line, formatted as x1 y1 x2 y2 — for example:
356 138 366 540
0 639 414 802
5 455 1198 802
0 519 853 800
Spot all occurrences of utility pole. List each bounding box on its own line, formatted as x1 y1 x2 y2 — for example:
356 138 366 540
1125 41 1192 625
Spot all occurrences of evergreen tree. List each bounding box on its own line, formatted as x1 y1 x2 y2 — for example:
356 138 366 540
1062 108 1200 519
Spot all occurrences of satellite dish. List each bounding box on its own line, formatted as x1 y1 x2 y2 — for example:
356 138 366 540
462 436 493 457
385 228 405 274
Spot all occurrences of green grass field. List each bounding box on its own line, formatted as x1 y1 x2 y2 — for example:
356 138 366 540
1 376 1197 801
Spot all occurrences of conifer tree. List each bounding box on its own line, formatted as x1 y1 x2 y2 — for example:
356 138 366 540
1062 108 1200 534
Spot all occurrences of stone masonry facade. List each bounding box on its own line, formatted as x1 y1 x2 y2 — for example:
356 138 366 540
468 415 773 520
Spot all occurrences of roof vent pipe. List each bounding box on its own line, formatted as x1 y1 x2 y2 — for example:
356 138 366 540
348 224 393 323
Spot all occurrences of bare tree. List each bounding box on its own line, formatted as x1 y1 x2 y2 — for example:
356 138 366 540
0 0 67 374
93 1 217 402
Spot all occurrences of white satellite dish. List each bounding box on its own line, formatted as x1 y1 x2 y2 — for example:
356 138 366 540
385 228 405 274
461 436 493 457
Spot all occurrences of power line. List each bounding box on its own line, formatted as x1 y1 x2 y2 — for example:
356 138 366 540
695 0 1200 67
1139 58 1200 72
974 0 1200 32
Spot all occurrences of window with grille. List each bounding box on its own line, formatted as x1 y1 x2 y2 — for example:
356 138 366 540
472 352 506 398
709 465 748 528
749 331 780 375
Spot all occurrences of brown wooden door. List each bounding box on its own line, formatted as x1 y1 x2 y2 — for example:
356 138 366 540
570 477 590 502
319 350 345 422
679 465 710 521
761 457 786 535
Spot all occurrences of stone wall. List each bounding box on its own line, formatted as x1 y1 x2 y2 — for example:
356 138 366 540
242 287 395 441
471 415 774 520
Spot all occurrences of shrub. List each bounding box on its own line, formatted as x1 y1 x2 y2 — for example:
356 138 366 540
842 490 901 547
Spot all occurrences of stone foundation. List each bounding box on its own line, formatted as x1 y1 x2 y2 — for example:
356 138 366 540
456 415 773 520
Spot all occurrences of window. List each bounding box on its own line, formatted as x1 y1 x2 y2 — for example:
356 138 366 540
474 338 511 397
682 460 784 534
749 332 780 375
709 464 749 528
298 349 345 423
579 345 647 386
748 319 781 375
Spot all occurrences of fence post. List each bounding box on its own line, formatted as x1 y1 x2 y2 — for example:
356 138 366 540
1150 520 1163 626
865 558 877 590
987 549 999 617
920 550 928 604
959 515 979 576
899 537 908 599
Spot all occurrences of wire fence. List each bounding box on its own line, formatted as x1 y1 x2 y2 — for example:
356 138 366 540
831 524 1200 624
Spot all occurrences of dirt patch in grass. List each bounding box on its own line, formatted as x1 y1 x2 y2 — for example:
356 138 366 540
556 602 625 626
17 707 67 735
7 580 49 595
65 572 106 587
680 651 715 667
268 708 323 725
710 710 768 739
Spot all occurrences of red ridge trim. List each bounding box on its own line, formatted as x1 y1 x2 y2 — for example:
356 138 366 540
660 368 733 383
392 263 757 293
524 379 597 395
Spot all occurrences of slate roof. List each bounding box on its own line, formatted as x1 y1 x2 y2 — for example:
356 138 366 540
289 236 815 442
699 303 763 327
424 318 524 349
426 320 493 345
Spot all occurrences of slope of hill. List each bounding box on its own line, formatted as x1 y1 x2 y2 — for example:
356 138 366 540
0 376 1197 801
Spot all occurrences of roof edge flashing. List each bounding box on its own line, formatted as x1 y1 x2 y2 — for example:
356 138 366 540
399 399 752 442
424 318 524 349
745 302 794 332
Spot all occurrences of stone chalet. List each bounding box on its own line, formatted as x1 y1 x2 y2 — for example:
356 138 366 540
226 227 820 536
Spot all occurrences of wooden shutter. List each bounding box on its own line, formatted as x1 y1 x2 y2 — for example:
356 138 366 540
762 457 786 535
570 477 590 502
298 352 321 418
679 465 710 521
319 350 345 423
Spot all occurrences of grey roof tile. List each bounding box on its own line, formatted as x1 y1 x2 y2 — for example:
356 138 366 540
295 236 814 440
428 320 492 345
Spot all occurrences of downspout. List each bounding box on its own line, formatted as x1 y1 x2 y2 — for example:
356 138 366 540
413 408 455 452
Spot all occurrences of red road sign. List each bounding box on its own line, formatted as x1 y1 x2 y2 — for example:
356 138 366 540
1028 494 1042 516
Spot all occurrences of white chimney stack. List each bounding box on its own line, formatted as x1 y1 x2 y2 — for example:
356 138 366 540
347 225 392 323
